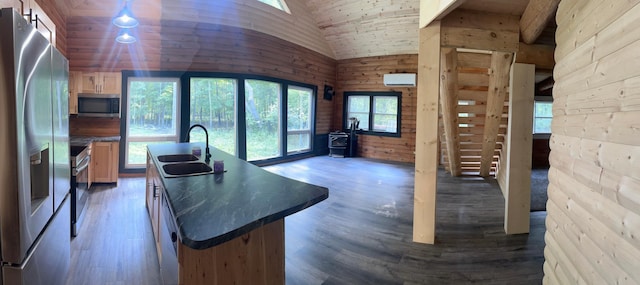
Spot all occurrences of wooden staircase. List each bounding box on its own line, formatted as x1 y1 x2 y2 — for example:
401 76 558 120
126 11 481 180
439 49 513 177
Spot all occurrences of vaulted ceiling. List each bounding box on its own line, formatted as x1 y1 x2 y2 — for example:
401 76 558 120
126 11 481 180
53 0 553 60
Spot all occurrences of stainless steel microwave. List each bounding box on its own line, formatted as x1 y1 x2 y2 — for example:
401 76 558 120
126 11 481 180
77 94 120 117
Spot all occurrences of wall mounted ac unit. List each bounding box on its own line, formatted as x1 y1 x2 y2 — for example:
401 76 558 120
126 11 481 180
383 73 416 87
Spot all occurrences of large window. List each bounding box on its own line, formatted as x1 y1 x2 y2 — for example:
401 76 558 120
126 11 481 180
287 86 313 153
245 80 282 161
534 100 553 134
125 77 181 168
121 72 316 172
189 78 237 155
344 91 401 137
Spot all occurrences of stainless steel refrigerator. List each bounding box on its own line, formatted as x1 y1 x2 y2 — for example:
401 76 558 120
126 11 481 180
0 8 70 285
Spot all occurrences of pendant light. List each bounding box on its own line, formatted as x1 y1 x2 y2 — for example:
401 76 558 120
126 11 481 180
112 2 139 29
116 29 136 44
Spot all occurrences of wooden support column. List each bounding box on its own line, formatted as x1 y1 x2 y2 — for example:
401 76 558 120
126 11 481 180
520 0 560 44
479 52 513 177
503 63 534 234
413 22 441 245
439 48 461 176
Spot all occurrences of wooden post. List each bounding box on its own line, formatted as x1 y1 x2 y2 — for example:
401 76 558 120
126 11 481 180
479 52 513 177
439 48 461 176
413 22 441 245
503 63 534 234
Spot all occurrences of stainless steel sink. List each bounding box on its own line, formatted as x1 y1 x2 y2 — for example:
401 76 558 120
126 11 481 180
162 162 213 177
157 154 199 163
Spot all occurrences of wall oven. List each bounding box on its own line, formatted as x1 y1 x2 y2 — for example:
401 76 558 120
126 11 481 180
70 145 90 237
77 94 120 117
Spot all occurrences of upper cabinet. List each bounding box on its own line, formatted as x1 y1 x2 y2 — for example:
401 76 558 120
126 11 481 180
69 71 80 115
80 72 122 95
69 71 121 115
0 0 24 14
0 0 57 46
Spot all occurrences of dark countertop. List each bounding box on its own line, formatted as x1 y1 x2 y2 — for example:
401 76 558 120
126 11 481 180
70 136 121 147
147 143 329 250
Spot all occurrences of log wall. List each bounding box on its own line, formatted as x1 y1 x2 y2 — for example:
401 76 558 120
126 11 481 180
66 17 337 136
334 55 419 163
544 0 640 283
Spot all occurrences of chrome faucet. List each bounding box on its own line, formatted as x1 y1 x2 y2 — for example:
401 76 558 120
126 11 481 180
186 124 211 164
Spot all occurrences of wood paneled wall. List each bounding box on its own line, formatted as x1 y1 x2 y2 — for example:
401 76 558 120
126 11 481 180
66 17 337 135
335 55 418 163
545 0 640 283
69 117 121 137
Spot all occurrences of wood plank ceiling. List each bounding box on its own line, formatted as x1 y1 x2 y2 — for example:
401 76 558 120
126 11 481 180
53 0 542 60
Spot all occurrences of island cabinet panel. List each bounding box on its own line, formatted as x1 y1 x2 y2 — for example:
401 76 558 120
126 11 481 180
146 153 162 259
178 220 285 285
545 0 640 284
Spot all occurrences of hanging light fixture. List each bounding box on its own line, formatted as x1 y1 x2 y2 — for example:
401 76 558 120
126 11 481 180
112 1 139 29
116 29 136 44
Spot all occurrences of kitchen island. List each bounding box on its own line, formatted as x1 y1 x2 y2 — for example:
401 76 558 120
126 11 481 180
146 143 328 285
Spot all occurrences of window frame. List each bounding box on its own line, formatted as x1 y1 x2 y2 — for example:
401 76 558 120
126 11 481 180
343 91 402 137
533 96 553 138
120 71 317 173
187 76 239 156
123 75 182 169
286 85 314 154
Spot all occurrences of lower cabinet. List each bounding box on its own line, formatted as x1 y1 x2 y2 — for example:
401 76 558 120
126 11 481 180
146 153 162 261
91 141 119 183
147 152 178 284
160 193 179 285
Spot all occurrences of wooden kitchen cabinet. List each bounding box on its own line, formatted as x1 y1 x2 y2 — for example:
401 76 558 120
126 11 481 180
90 141 119 183
146 153 162 259
1 0 57 45
80 72 121 95
68 71 80 114
0 0 26 14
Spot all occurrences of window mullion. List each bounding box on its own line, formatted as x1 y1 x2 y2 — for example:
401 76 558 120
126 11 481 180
369 95 375 131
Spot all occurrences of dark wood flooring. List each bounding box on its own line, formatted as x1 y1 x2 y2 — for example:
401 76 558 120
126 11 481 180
65 156 545 285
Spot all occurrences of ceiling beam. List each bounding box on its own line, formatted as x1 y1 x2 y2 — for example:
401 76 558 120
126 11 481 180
519 0 560 44
441 9 520 53
419 0 467 29
479 51 513 177
439 48 462 176
515 43 555 70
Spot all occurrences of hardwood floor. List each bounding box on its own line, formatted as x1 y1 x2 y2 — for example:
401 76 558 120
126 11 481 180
65 179 161 285
65 156 545 284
